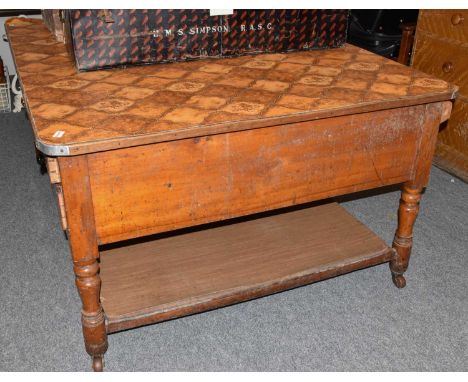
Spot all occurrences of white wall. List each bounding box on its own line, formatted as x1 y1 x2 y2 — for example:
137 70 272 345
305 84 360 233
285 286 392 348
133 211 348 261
1 14 42 76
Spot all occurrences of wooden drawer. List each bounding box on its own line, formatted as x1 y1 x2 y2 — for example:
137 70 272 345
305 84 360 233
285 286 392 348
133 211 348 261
417 9 468 43
86 104 441 245
412 33 468 95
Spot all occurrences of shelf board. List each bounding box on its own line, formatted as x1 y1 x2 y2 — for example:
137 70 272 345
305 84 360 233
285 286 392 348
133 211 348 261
100 202 394 333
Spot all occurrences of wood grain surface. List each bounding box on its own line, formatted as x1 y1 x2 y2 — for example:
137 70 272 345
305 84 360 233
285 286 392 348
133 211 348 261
99 202 393 332
412 9 468 180
412 34 468 95
6 17 457 155
86 103 442 244
415 9 468 43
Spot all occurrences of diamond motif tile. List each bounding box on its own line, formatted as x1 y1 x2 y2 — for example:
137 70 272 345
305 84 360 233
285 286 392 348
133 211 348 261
377 73 412 85
16 52 49 61
242 60 277 70
40 122 120 143
307 66 342 76
114 86 156 100
264 106 301 117
222 102 265 115
123 104 169 119
91 99 134 113
201 85 241 98
275 62 309 73
199 63 233 74
234 89 279 104
103 73 144 85
204 111 255 123
334 77 369 90
282 55 316 65
21 62 53 73
215 77 254 88
263 70 300 83
19 74 59 87
370 83 409 96
99 116 149 133
6 18 457 151
49 79 91 90
150 68 188 79
186 96 228 110
35 103 77 119
41 56 73 66
84 83 121 95
298 75 334 86
45 66 77 77
185 71 221 82
347 62 381 72
163 107 212 123
134 77 174 90
277 95 318 110
77 71 113 81
324 87 365 102
251 80 290 92
289 84 325 98
167 81 206 93
316 58 346 67
257 53 288 61
65 109 112 127
316 98 354 109
413 77 449 90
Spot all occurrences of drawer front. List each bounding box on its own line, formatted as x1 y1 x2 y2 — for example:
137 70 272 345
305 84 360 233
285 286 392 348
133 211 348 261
87 104 442 244
417 9 468 43
412 34 468 95
439 98 468 156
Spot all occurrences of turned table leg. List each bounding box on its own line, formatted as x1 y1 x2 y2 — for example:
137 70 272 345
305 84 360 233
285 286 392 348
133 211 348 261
74 258 108 371
59 155 108 371
390 183 422 288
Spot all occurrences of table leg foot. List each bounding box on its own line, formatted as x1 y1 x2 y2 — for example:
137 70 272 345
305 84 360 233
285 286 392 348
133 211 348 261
390 183 422 289
391 272 407 288
92 355 104 372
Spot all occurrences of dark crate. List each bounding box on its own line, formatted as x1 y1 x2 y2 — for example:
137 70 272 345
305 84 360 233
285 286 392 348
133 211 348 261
64 9 349 71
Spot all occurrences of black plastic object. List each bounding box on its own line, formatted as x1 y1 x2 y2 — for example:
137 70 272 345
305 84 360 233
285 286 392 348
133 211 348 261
347 10 419 59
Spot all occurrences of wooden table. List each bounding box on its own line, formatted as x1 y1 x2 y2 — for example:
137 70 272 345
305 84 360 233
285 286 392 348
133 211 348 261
7 18 457 371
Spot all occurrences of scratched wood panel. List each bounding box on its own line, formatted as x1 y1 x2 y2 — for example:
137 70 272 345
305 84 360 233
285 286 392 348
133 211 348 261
87 105 433 244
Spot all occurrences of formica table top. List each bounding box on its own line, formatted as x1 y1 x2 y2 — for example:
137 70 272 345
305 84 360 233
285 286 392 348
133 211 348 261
6 17 458 156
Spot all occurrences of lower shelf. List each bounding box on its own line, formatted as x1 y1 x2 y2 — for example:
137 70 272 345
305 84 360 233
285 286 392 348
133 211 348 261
100 202 394 333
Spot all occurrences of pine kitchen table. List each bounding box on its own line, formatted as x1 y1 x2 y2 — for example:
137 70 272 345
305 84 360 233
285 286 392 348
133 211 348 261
7 18 457 371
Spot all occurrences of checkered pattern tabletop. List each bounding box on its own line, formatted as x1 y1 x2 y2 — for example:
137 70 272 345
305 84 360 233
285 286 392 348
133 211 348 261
6 18 457 155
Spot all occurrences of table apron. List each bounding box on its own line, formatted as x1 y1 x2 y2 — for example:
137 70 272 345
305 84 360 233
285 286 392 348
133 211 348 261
75 104 441 245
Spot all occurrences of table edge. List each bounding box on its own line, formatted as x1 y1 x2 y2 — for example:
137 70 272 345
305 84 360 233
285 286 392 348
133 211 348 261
35 91 457 156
